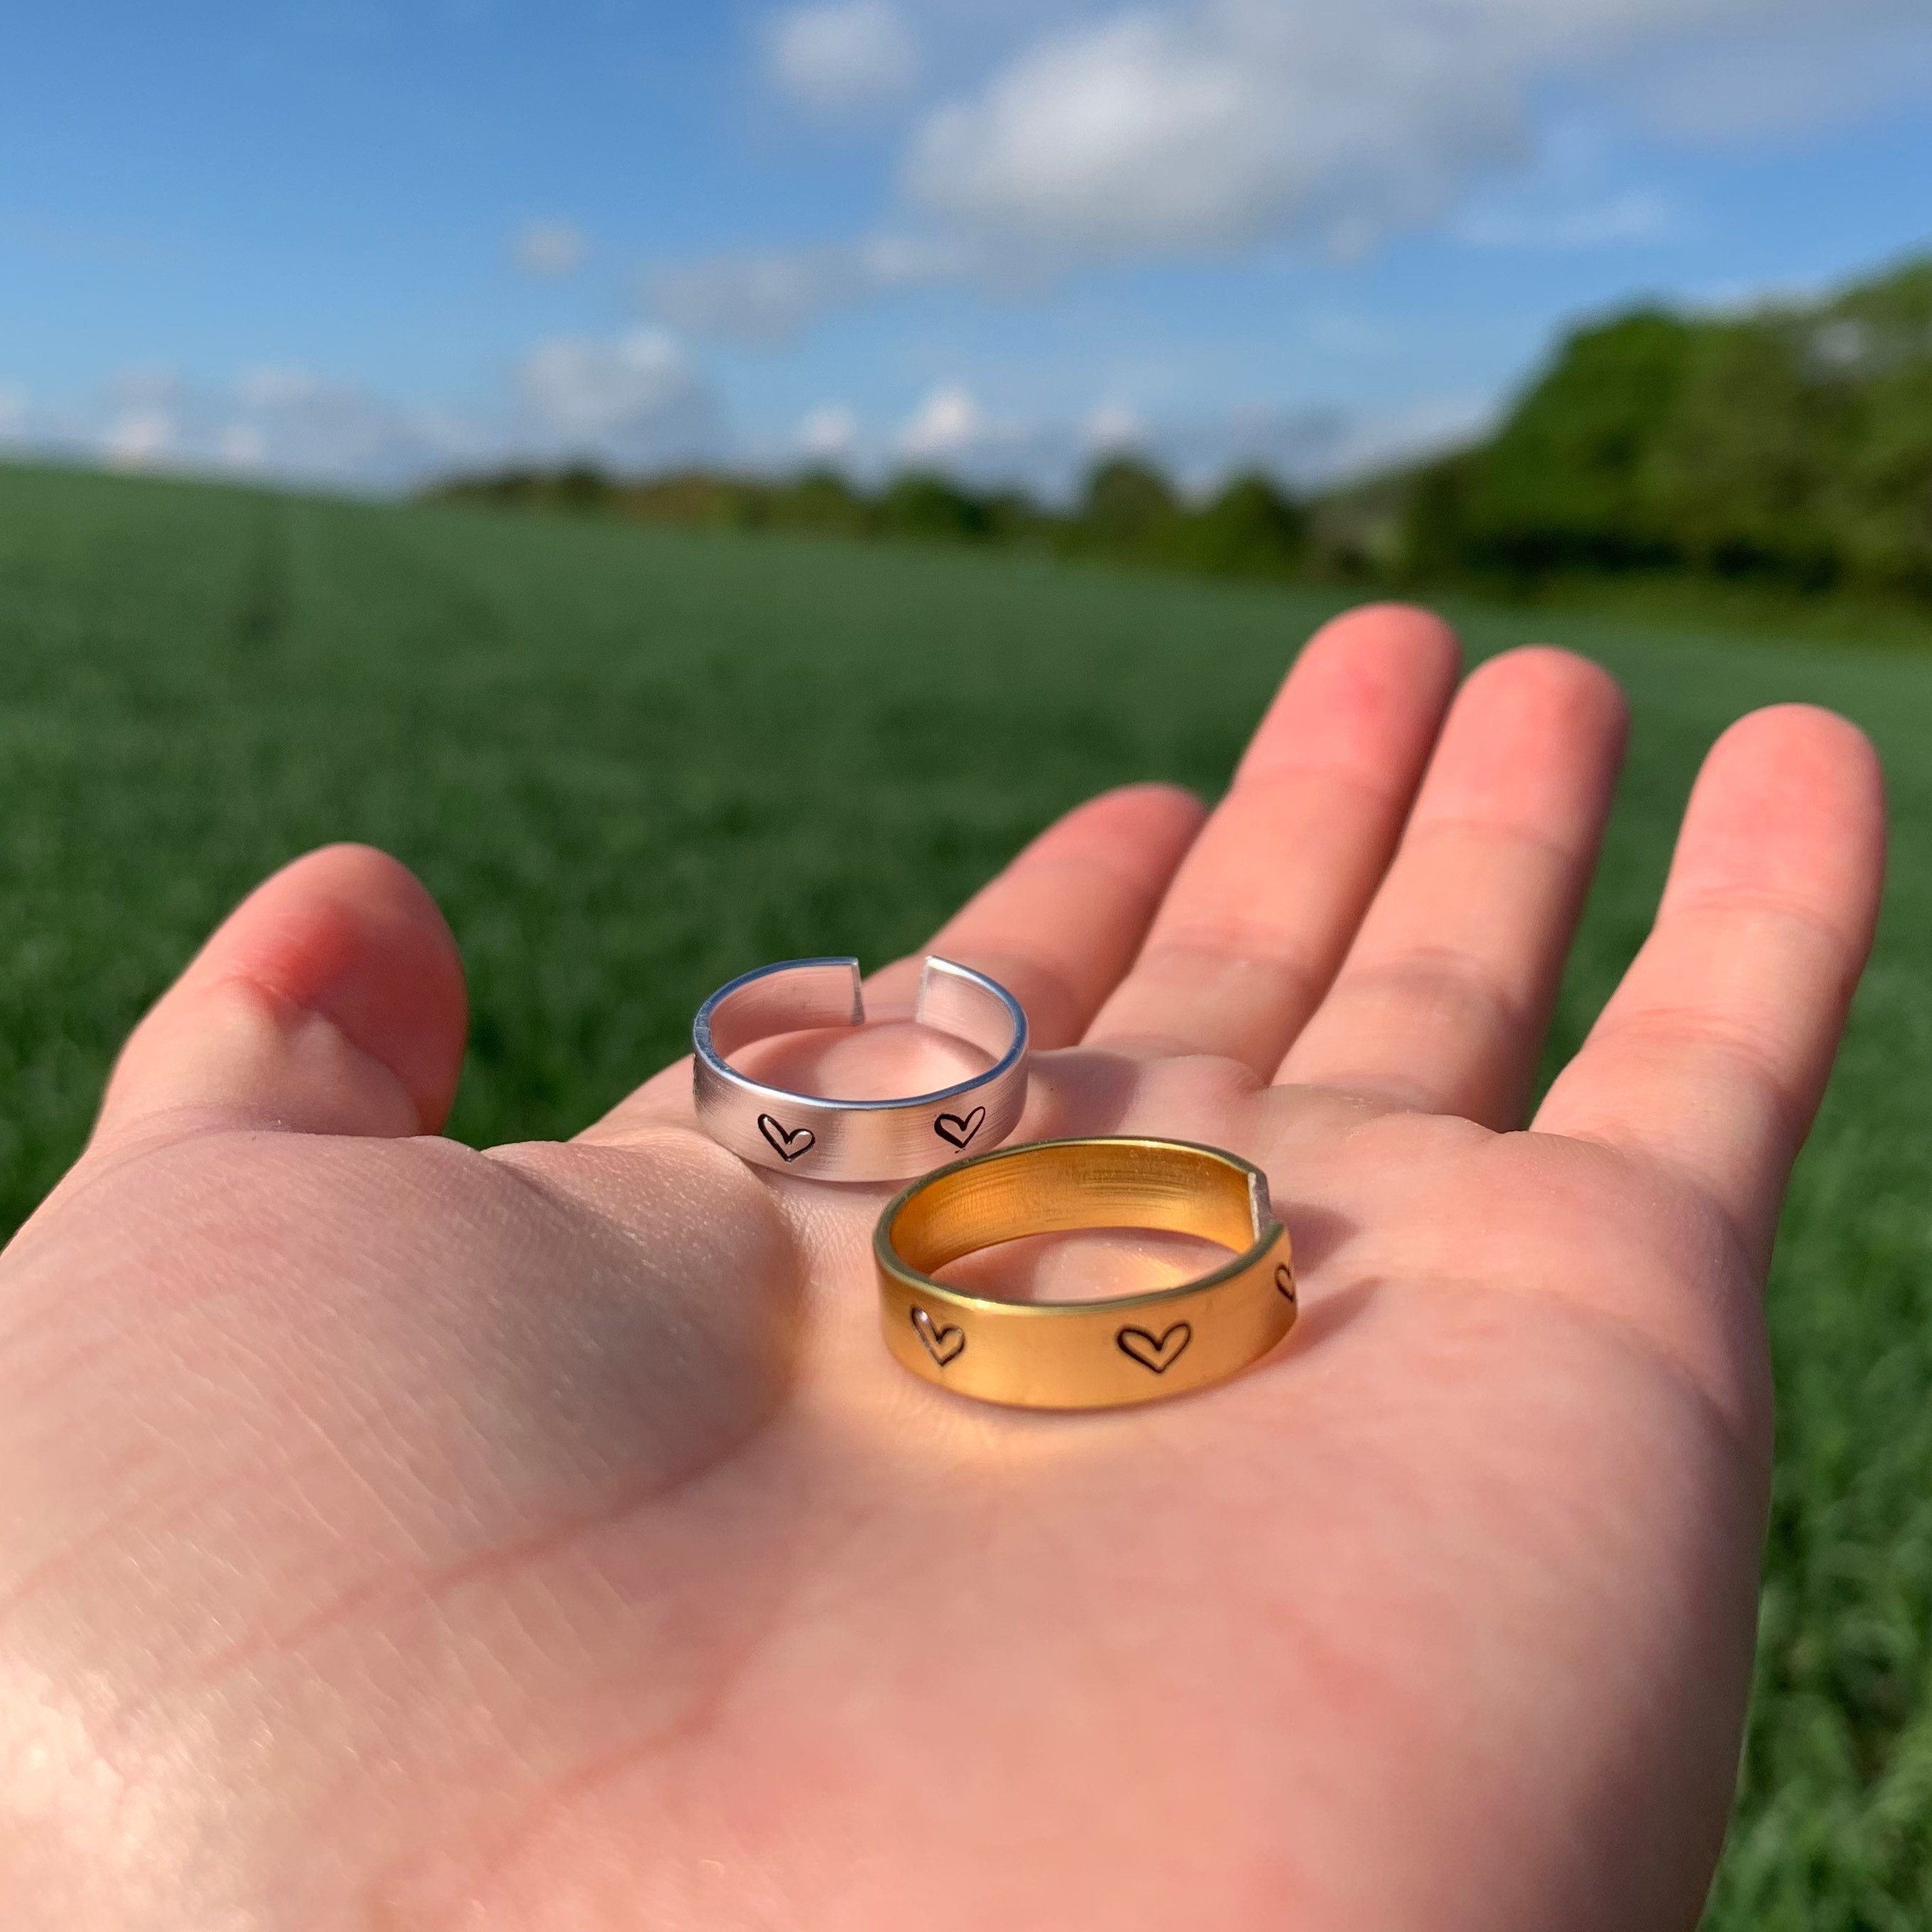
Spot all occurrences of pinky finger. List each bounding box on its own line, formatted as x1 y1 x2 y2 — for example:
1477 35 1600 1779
1534 705 1884 1274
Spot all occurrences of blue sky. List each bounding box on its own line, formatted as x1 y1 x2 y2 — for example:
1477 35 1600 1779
3 0 1931 494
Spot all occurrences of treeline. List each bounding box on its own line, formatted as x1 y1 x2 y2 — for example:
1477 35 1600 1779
429 254 1932 609
1404 255 1932 602
429 457 1319 582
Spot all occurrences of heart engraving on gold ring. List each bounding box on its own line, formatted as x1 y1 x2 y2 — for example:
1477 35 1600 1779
912 1305 966 1367
1275 1263 1296 1303
1117 1322 1192 1374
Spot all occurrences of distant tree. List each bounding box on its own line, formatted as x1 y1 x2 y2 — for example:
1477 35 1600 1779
876 472 994 542
622 471 767 529
1829 260 1932 597
1394 455 1477 585
425 256 1932 616
427 468 544 507
1080 455 1180 552
1392 259 1932 602
1451 308 1698 577
981 487 1047 544
1182 471 1306 577
776 467 872 536
1647 320 1846 588
555 463 613 511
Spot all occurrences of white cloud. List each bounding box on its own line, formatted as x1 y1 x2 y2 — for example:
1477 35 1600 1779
859 382 1094 492
235 366 323 410
8 313 1482 499
1630 4 1932 139
1456 188 1679 250
859 381 1492 500
1082 401 1136 457
633 0 1932 343
900 0 1932 266
215 370 484 482
766 0 918 113
1312 394 1499 483
899 384 987 462
103 408 175 470
799 403 859 458
1130 391 1497 494
512 219 588 278
8 342 717 492
1088 396 1450 496
1083 401 1142 452
904 4 1514 261
219 422 268 469
646 232 977 344
1682 269 1836 318
515 329 720 464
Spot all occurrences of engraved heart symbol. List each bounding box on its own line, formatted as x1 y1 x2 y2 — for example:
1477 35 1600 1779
1275 1263 1296 1304
1117 1322 1192 1374
757 1114 815 1162
933 1105 987 1150
911 1305 965 1367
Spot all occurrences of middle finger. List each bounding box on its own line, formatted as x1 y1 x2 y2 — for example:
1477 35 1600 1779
1278 646 1627 1125
1084 603 1461 1073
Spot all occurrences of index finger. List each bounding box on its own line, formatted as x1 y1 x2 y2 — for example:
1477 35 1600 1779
866 783 1207 1046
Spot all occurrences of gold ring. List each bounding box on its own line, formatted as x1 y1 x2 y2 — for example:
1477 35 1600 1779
874 1136 1296 1409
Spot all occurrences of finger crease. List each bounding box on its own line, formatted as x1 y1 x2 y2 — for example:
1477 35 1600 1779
1130 937 1329 1011
1325 945 1531 1038
1399 813 1588 875
1583 1009 1811 1160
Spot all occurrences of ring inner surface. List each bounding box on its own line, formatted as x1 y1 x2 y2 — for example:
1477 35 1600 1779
890 1142 1259 1277
707 962 863 1062
707 958 1014 1071
911 960 1016 1062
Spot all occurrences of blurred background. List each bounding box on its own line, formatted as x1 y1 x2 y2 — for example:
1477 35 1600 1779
4 4 1932 1926
4 0 1931 543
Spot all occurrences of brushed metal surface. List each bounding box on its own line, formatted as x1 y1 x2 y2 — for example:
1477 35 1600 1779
693 955 1030 1182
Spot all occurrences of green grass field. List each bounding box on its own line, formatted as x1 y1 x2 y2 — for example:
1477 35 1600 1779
3 459 1931 1923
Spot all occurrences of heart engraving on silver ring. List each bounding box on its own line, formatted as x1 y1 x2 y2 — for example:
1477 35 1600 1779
1117 1322 1192 1374
912 1306 966 1367
933 1105 987 1150
757 1114 815 1162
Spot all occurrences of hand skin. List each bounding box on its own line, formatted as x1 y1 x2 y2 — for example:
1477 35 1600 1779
0 607 1885 1931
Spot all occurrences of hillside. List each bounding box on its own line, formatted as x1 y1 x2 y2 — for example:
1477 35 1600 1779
1 460 1932 1923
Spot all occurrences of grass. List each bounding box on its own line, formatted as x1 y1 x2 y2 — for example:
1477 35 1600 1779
2 458 1931 1924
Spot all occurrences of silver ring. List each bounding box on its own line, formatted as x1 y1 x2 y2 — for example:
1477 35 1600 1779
692 956 1030 1182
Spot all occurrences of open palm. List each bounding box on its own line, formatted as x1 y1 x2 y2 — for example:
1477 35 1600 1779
0 606 1884 1931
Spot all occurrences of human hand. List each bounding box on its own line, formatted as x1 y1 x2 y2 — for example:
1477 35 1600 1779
0 605 1884 1930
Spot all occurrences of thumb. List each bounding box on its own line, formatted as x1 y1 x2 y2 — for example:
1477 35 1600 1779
92 844 468 1149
